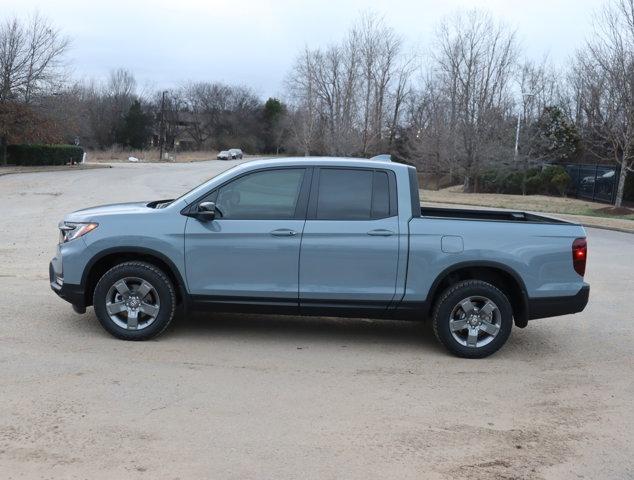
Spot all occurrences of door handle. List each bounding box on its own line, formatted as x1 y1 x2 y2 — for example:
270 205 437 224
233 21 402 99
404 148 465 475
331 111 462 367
270 229 298 237
367 229 395 236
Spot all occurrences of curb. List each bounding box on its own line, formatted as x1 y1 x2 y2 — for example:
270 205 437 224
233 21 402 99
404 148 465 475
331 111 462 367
579 223 634 235
0 164 111 177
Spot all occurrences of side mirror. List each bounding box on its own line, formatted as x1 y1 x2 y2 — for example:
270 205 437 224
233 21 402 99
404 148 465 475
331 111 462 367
196 201 216 221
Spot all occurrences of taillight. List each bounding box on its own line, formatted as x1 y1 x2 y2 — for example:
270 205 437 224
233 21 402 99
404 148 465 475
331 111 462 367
572 238 587 277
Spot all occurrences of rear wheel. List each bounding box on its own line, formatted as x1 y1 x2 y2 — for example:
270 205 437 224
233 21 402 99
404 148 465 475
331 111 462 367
432 280 513 358
93 261 176 340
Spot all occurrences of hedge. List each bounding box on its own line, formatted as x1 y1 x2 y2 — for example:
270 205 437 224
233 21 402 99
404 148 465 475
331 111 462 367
6 144 84 166
477 165 571 196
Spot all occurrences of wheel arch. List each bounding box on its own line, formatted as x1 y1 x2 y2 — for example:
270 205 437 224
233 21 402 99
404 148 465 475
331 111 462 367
426 261 529 328
81 247 187 308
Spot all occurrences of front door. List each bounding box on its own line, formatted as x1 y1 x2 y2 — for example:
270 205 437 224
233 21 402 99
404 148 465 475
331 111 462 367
184 168 309 304
299 167 400 311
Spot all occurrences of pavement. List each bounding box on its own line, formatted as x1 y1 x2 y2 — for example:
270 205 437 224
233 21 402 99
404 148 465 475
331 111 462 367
0 159 632 479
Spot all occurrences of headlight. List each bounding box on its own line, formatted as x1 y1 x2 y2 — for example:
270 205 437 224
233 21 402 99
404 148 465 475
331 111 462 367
59 222 98 243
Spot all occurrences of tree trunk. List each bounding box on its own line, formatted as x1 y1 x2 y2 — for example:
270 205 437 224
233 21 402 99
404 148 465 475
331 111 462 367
463 174 471 193
0 135 7 166
614 166 628 208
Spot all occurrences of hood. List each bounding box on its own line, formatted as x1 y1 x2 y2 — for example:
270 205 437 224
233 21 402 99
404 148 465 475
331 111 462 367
64 201 151 223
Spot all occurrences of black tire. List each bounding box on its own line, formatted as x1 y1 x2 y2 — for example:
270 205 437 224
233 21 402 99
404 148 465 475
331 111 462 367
93 261 176 340
432 280 513 358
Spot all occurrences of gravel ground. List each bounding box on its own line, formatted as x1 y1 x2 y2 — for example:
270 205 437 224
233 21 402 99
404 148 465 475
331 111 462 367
0 160 632 479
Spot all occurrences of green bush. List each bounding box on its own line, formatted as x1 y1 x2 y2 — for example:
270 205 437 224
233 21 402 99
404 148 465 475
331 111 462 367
7 144 84 166
477 165 570 196
524 174 543 195
550 171 571 196
478 169 502 193
500 171 524 194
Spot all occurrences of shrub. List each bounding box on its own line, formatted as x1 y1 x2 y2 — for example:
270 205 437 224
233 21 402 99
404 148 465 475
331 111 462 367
6 144 84 166
500 171 524 194
478 169 501 193
477 166 570 196
550 171 571 196
524 174 543 195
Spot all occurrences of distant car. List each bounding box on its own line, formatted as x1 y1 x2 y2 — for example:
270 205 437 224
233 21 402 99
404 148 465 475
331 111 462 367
228 148 243 159
217 151 230 160
580 170 616 195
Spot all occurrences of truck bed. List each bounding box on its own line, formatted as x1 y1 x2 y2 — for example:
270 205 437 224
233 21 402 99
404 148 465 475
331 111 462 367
420 206 572 224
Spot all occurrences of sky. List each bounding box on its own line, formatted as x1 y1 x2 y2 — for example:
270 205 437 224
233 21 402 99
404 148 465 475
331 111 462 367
1 0 604 99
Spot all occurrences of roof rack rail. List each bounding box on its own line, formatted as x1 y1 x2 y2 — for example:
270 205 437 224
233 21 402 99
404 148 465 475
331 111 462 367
369 154 391 162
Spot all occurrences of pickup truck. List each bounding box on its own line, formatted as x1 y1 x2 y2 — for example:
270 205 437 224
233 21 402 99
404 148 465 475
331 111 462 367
50 157 589 358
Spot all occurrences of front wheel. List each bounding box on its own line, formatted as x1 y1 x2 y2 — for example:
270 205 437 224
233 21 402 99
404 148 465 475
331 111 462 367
432 280 513 358
93 261 176 340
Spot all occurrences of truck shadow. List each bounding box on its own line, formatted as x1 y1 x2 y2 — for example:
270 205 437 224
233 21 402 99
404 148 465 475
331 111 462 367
169 311 441 351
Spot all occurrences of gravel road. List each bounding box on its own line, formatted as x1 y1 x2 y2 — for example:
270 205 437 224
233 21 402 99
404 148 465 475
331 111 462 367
1 160 632 479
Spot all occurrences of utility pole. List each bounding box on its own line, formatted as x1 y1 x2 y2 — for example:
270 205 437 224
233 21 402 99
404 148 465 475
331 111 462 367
159 90 167 161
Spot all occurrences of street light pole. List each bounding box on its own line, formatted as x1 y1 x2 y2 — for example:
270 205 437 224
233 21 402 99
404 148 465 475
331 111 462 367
513 91 535 164
514 114 521 163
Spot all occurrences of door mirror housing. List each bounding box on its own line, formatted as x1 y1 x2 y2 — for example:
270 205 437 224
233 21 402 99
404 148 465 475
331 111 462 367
195 201 216 221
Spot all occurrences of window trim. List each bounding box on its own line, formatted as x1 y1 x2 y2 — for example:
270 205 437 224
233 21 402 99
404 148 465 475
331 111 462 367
183 166 313 221
307 166 398 221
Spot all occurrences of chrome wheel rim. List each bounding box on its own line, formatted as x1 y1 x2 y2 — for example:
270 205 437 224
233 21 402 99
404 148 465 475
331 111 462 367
105 277 160 330
449 296 501 348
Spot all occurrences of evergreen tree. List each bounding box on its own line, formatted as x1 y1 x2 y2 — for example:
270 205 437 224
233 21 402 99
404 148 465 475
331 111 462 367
116 100 152 149
262 98 286 153
531 106 581 162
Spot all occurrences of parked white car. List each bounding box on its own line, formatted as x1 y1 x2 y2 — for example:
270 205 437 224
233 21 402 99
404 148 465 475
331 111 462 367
217 150 231 160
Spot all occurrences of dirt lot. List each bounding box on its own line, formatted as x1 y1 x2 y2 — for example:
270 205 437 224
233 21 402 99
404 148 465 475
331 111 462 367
0 160 633 479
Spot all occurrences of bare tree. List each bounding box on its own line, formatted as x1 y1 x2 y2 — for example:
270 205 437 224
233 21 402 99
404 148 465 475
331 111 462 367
0 13 69 163
284 12 410 157
573 0 634 207
0 13 69 103
433 10 518 191
285 48 321 155
354 13 403 155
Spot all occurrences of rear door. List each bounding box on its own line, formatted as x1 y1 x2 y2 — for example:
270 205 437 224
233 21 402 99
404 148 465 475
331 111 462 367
299 167 400 311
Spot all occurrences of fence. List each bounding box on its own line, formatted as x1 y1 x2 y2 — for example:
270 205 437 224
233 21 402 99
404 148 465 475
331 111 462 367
563 164 620 204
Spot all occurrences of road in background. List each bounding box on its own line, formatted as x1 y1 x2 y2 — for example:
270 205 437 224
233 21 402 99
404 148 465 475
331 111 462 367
1 160 632 479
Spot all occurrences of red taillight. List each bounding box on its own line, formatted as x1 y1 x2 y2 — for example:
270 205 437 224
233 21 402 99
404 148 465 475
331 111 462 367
572 238 587 277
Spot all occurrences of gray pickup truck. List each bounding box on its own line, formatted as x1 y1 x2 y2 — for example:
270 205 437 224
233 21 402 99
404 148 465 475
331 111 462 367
50 157 589 357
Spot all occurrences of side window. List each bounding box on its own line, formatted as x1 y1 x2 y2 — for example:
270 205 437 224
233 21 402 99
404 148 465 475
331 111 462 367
316 168 393 220
213 169 305 219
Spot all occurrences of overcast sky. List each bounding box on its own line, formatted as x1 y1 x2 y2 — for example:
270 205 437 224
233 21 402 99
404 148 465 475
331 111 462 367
2 0 603 99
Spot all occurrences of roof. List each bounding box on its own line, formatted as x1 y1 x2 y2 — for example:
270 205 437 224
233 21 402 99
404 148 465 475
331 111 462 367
236 156 397 171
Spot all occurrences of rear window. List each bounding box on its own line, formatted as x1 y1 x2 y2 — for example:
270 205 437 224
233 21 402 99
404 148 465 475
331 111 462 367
315 168 393 220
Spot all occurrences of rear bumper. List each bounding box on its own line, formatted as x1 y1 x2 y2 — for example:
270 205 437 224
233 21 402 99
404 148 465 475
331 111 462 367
527 284 590 320
50 260 85 308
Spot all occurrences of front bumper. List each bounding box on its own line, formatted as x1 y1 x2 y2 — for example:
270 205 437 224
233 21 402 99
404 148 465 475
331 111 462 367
50 260 85 308
527 284 590 320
